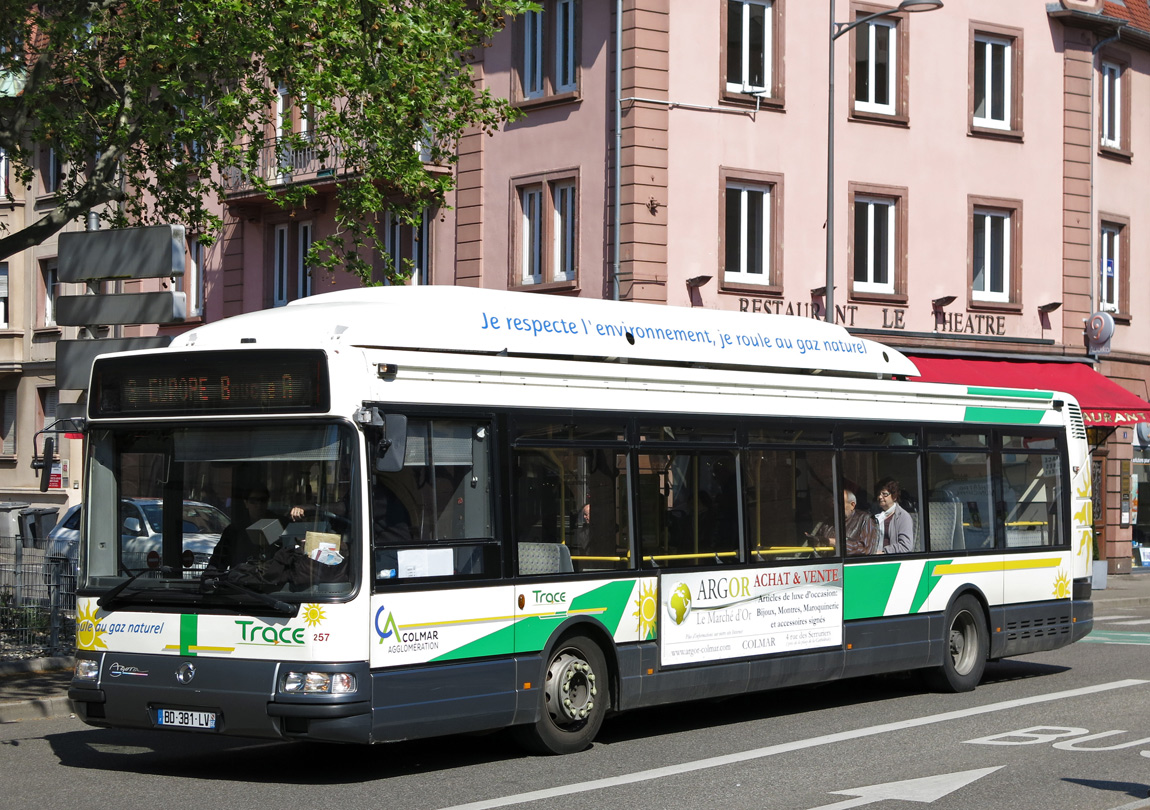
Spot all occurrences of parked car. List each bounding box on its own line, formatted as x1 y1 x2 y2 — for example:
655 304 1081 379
42 499 231 583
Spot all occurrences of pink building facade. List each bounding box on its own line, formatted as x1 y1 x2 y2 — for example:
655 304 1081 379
132 0 1150 572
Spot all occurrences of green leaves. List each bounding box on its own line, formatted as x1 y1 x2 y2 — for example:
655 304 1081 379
0 0 527 277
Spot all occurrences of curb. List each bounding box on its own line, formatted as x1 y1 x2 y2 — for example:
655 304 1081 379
0 657 73 679
0 695 74 724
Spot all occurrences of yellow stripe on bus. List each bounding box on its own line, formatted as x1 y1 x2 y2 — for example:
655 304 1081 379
933 558 1062 575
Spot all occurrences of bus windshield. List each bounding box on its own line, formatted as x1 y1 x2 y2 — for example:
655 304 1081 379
82 422 358 604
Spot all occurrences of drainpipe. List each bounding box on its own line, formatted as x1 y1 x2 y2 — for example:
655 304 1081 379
612 0 622 300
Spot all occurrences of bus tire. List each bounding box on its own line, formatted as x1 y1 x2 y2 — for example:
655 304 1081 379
514 635 609 755
926 594 987 693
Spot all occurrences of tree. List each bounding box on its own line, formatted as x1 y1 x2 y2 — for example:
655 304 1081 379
0 0 534 281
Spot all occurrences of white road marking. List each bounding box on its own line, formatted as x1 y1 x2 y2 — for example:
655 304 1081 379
1093 615 1135 622
437 679 1148 810
809 767 1002 809
1112 619 1150 626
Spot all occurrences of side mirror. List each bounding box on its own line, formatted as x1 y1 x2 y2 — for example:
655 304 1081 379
38 437 54 493
375 414 408 473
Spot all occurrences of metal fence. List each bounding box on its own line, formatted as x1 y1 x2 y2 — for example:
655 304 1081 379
0 540 75 660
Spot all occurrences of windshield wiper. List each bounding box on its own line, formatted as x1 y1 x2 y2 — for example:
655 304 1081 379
201 575 297 616
97 565 172 612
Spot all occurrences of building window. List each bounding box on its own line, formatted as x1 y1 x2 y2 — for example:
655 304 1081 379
1099 216 1129 318
1099 58 1130 156
0 389 14 456
381 210 431 286
515 0 580 106
724 0 781 104
970 25 1022 136
849 3 909 123
41 260 58 326
176 236 204 318
513 172 578 289
38 388 57 435
853 196 894 294
297 221 314 297
272 223 289 306
968 196 1021 308
42 146 63 194
848 183 905 300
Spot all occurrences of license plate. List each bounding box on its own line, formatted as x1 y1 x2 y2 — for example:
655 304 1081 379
156 708 217 729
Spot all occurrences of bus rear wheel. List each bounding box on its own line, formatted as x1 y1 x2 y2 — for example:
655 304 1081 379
926 594 987 693
514 635 609 755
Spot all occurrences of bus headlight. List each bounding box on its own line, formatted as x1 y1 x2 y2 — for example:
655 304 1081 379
282 671 356 694
75 659 100 681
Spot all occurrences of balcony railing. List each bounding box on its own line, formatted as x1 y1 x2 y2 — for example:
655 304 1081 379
222 134 346 196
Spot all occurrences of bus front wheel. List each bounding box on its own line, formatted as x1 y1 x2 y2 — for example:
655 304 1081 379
514 635 609 755
926 594 987 693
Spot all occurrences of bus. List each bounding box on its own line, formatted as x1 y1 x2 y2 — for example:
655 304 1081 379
65 286 1093 754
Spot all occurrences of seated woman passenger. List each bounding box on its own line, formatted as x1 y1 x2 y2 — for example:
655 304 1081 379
875 478 913 554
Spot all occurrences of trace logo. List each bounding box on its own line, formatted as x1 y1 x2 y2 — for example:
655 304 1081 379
375 605 400 644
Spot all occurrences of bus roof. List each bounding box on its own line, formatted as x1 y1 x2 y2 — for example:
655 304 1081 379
173 286 921 378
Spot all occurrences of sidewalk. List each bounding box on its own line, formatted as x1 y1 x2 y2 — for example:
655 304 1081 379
3 570 1150 725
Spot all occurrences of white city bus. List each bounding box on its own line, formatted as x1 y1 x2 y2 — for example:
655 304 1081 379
67 286 1093 754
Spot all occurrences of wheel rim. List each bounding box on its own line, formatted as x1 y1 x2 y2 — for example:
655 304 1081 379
544 649 598 726
949 609 978 675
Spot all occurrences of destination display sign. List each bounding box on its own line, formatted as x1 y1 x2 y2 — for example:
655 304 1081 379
90 349 329 417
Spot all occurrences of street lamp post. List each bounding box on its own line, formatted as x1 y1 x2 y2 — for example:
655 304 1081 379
825 0 943 323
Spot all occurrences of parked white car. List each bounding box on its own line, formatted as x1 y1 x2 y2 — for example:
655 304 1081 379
43 499 231 582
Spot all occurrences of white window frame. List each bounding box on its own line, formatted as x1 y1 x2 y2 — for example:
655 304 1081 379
1100 223 1121 313
412 211 430 286
42 261 58 326
382 210 431 285
555 0 577 93
520 185 544 284
0 148 8 197
1101 61 1121 148
973 34 1011 130
854 17 897 116
725 0 772 96
972 208 1011 303
39 388 57 434
297 221 314 298
272 223 289 306
724 182 771 284
852 195 895 294
552 182 576 282
523 10 545 99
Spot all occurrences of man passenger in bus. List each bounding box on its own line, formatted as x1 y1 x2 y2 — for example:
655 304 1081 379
843 487 880 556
875 478 913 554
205 486 287 574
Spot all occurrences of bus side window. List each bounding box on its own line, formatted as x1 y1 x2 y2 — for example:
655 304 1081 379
638 451 741 568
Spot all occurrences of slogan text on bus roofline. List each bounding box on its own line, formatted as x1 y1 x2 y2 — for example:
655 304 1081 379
479 311 870 357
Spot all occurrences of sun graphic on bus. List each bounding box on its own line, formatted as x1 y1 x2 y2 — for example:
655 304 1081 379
301 604 327 627
1053 570 1071 600
75 604 108 651
633 582 658 640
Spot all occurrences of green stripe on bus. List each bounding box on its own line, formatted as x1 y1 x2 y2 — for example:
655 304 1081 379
180 614 198 657
432 580 640 663
909 560 950 615
967 386 1052 400
843 563 900 620
963 406 1047 424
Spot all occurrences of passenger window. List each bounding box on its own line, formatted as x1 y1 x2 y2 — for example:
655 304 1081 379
744 449 836 560
840 450 921 555
1000 451 1063 548
372 419 497 583
512 447 631 573
638 451 740 567
926 451 993 551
